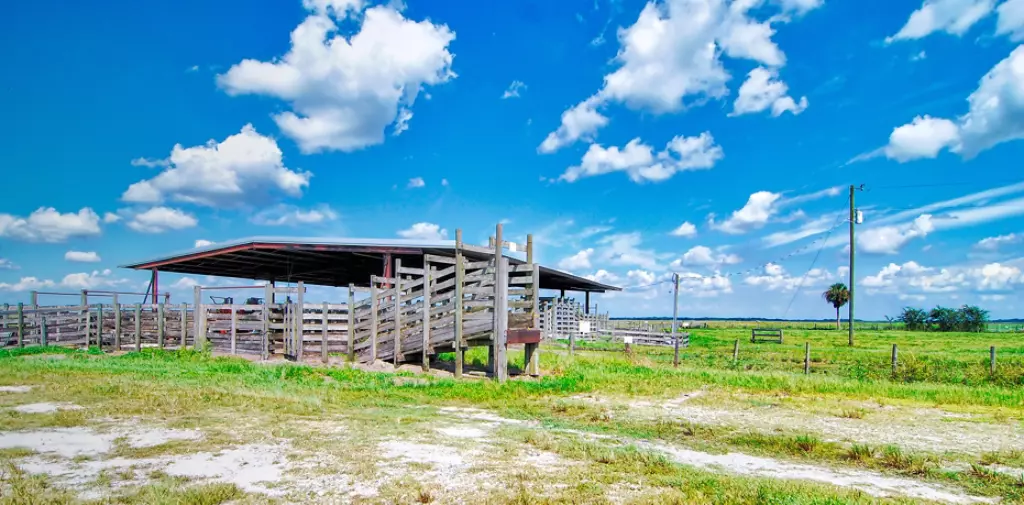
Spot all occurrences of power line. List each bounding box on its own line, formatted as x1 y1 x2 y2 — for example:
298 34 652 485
781 206 847 320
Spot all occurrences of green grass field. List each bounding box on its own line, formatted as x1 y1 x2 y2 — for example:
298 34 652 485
1 331 1023 504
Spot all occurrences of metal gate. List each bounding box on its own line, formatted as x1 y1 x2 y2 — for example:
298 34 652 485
273 283 304 362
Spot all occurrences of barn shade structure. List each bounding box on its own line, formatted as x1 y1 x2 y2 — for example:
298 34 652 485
121 237 621 294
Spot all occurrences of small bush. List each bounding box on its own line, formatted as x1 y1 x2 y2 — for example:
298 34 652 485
845 444 875 462
794 435 820 453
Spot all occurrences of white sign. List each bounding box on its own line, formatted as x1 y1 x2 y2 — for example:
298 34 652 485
579 321 591 334
623 336 634 344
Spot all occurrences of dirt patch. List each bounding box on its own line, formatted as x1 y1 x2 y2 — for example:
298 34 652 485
436 425 489 439
642 441 996 504
12 402 84 414
0 426 201 458
0 385 33 393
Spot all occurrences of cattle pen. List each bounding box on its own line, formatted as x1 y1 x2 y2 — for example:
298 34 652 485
0 224 620 381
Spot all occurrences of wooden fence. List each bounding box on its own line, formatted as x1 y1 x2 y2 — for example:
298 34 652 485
0 303 195 350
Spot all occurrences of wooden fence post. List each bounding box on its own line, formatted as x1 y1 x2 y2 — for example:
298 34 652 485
230 306 237 355
193 286 204 351
990 346 996 375
16 303 24 348
454 229 465 378
804 342 810 375
370 283 379 362
82 291 90 348
422 260 432 372
321 302 329 364
262 284 272 360
891 344 898 377
296 281 305 360
180 303 187 349
96 303 103 350
347 285 356 363
134 304 142 352
113 294 121 351
494 256 509 383
30 291 38 309
157 303 165 349
733 339 739 364
393 259 403 366
40 314 47 347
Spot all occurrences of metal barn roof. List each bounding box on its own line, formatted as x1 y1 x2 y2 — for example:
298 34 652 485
121 236 620 293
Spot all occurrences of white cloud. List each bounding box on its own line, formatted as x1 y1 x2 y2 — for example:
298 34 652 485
539 0 816 153
558 248 595 271
122 124 311 207
397 222 448 240
393 108 413 136
912 50 928 61
997 0 1024 41
0 259 18 270
670 221 698 237
731 67 808 117
0 277 55 292
762 212 843 247
194 239 215 248
860 259 1024 297
972 262 1024 290
883 115 960 162
975 232 1021 250
441 178 450 187
880 45 1024 161
127 207 198 234
407 177 426 188
672 245 742 267
886 0 995 42
538 97 609 153
64 251 101 263
560 132 722 183
710 191 781 234
585 269 622 285
678 271 733 297
744 262 833 291
171 277 201 290
218 4 455 153
859 214 935 254
595 232 663 271
130 157 170 168
502 80 526 99
60 269 128 290
0 207 101 243
251 204 339 226
102 212 122 224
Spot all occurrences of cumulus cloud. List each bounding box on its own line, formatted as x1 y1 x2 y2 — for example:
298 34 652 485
251 204 339 226
886 0 995 42
407 177 426 189
1 269 130 292
218 4 455 153
560 132 722 183
0 259 18 270
861 260 1024 297
709 191 781 234
670 221 698 237
859 214 935 254
997 0 1024 40
558 248 595 271
539 0 816 153
0 277 55 292
397 222 448 240
731 67 808 117
0 208 101 243
127 207 198 234
194 239 215 248
672 245 742 268
122 124 311 207
975 233 1021 251
878 45 1024 161
744 263 834 291
64 251 101 263
595 232 663 271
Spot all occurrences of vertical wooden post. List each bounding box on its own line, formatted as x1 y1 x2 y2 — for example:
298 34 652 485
347 285 356 363
322 302 329 364
495 251 509 383
454 229 465 379
193 286 204 351
733 339 739 364
96 303 103 349
134 304 142 352
113 294 121 351
296 281 305 361
990 346 996 375
370 283 379 361
82 291 91 348
422 259 432 372
891 344 898 377
804 342 810 374
230 306 237 355
262 284 272 360
393 259 403 366
16 303 24 348
526 263 541 376
180 303 188 349
30 291 38 309
157 303 165 349
40 314 48 347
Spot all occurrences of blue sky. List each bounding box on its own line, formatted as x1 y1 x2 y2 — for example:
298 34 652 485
2 0 1023 319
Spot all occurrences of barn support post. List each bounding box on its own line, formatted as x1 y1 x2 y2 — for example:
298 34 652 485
157 303 165 349
134 304 142 352
454 229 465 378
151 269 159 308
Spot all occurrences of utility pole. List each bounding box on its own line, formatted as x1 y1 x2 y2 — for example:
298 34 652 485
671 272 680 367
848 184 862 347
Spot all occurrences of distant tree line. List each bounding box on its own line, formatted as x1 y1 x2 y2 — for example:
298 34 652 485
897 305 989 332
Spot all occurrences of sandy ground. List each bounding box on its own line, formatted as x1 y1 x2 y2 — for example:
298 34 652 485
0 386 1007 504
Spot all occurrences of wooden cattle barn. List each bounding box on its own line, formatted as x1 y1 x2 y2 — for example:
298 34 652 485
100 224 619 381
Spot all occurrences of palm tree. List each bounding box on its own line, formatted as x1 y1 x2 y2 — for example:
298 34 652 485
822 283 850 330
